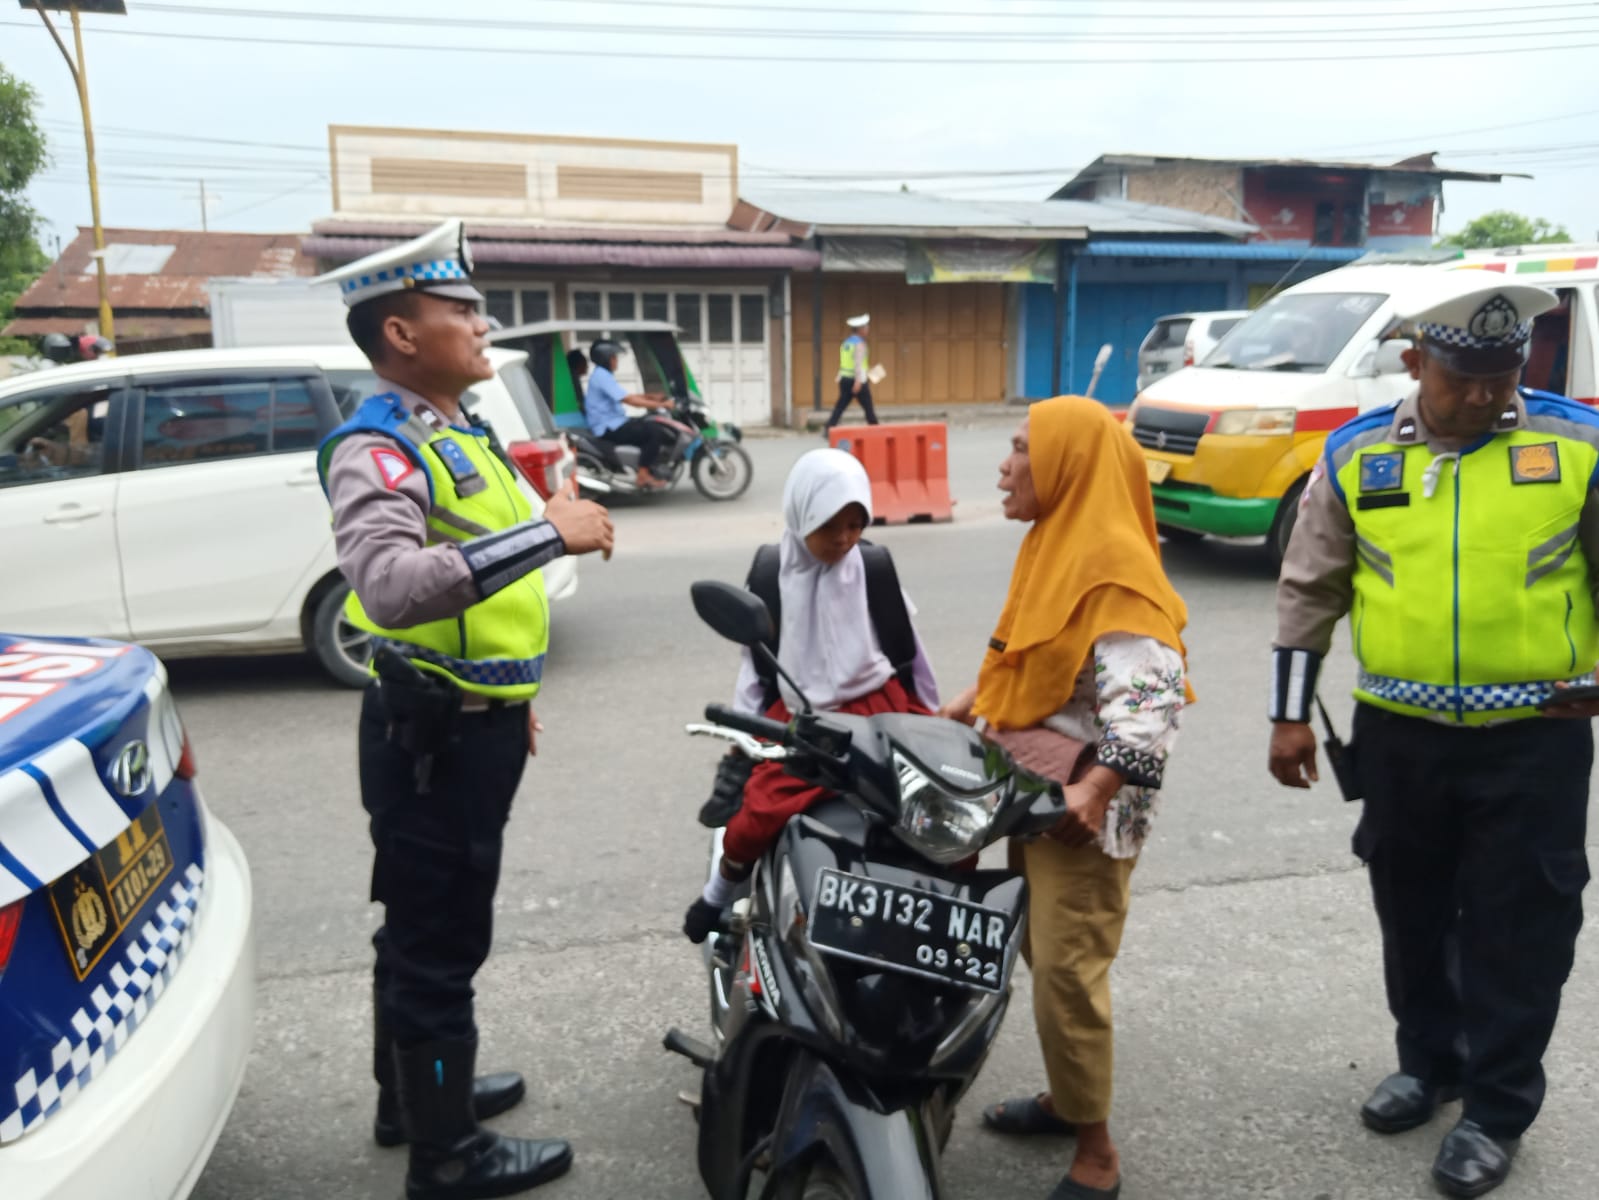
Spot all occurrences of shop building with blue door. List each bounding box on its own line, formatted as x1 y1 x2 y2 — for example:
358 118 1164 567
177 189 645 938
1025 151 1513 405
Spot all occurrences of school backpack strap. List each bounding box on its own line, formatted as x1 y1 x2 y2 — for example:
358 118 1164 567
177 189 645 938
745 543 783 708
859 541 920 700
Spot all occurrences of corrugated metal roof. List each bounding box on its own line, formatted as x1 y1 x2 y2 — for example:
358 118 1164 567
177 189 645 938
14 228 313 315
302 235 819 271
1082 241 1367 262
737 187 1256 239
1057 152 1518 195
310 218 797 246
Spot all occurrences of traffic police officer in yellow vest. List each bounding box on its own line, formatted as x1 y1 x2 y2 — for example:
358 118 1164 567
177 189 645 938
1268 272 1599 1198
315 219 614 1199
826 312 878 429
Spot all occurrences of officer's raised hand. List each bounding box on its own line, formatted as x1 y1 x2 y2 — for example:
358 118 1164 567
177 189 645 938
1268 721 1319 788
544 488 615 559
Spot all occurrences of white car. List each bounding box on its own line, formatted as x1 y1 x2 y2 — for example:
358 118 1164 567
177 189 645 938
1135 310 1250 393
0 345 578 687
0 634 254 1199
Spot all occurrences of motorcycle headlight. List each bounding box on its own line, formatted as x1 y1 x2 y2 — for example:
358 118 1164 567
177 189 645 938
1213 407 1296 437
891 751 1005 865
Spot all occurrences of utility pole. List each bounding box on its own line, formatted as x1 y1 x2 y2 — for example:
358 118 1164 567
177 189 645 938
26 1 127 349
199 179 208 231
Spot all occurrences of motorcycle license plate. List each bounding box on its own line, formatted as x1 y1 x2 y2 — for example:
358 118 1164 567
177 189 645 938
806 868 1011 993
1145 458 1172 484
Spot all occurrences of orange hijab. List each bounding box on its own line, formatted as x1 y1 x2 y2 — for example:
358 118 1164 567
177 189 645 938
974 395 1192 732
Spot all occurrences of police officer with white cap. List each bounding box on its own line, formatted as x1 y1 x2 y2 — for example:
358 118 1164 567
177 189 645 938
826 312 878 429
315 219 613 1198
1268 272 1599 1197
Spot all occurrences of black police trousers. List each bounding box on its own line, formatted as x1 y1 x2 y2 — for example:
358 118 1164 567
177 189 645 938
1351 702 1592 1138
826 379 878 428
359 685 530 1045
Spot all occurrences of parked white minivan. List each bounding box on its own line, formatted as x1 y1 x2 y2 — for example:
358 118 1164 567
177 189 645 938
1130 245 1599 562
0 344 576 686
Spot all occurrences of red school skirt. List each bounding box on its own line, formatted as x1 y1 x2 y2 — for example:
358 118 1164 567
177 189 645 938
720 677 931 865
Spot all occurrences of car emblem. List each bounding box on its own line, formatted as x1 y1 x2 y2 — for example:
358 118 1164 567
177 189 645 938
110 740 153 798
1156 431 1168 450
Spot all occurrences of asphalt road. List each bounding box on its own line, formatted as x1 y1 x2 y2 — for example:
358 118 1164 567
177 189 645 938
179 420 1599 1200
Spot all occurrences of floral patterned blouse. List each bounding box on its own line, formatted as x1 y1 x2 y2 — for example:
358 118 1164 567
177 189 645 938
1041 631 1187 859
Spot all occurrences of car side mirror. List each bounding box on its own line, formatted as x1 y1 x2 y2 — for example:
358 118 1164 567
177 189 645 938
1372 339 1412 376
691 580 774 646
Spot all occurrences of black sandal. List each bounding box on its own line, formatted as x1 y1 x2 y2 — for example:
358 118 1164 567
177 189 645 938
982 1093 1076 1137
1047 1175 1120 1200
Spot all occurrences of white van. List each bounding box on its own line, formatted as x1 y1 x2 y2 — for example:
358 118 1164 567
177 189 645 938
0 344 576 686
1130 245 1599 562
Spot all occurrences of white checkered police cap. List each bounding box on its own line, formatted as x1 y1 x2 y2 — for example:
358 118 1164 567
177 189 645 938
1394 273 1559 377
314 217 484 309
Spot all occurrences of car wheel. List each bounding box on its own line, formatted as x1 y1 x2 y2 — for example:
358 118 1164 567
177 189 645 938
1267 478 1307 569
309 581 373 688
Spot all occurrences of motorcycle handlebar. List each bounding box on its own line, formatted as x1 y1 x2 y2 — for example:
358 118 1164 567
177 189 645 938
703 704 791 745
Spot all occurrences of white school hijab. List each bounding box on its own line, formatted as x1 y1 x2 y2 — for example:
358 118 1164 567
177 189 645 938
777 449 894 711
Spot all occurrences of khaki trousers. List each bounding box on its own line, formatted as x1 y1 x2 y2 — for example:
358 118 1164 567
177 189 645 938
1014 837 1137 1124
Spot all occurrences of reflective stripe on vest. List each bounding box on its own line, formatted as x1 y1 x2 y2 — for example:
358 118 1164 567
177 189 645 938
324 411 549 701
1330 417 1599 724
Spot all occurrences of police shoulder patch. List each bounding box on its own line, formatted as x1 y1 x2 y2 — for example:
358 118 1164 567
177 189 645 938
370 447 414 490
1359 452 1405 493
1511 441 1561 484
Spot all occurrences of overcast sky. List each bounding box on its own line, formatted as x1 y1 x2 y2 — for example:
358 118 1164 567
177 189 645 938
8 0 1599 249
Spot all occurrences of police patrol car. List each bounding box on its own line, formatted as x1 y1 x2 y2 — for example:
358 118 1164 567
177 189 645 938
0 635 254 1198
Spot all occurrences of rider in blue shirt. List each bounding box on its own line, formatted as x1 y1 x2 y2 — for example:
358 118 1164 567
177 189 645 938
583 340 676 490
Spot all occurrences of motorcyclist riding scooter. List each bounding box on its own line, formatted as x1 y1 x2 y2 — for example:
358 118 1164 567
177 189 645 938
583 339 677 490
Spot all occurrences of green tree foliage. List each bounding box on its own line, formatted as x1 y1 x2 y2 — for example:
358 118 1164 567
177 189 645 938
1438 210 1573 250
0 65 49 355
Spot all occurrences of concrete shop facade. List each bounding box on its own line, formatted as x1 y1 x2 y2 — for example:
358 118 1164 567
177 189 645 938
304 126 818 427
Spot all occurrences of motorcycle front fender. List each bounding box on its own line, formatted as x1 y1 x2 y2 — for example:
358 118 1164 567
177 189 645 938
764 1052 941 1200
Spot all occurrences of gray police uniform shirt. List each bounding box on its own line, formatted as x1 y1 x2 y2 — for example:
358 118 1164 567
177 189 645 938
324 380 564 629
1277 387 1599 664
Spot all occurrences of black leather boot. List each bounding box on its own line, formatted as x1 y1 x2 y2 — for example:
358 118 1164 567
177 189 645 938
374 1006 527 1147
1360 1072 1461 1134
394 1038 572 1199
1432 1119 1519 1198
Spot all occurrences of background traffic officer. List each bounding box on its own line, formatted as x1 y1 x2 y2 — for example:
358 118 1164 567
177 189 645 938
1268 272 1599 1198
826 312 878 429
314 219 614 1200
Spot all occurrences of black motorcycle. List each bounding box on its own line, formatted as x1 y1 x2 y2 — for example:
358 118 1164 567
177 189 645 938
666 582 1068 1200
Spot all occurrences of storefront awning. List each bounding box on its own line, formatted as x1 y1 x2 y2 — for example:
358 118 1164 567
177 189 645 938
1081 241 1367 262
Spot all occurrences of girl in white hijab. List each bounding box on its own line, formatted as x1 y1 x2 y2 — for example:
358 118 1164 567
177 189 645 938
684 449 939 941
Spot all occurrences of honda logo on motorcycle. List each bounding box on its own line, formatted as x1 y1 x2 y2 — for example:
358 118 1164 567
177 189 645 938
110 740 152 798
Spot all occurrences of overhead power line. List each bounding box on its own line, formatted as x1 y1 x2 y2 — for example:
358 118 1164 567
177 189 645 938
128 3 1599 44
5 19 1598 66
141 0 1599 18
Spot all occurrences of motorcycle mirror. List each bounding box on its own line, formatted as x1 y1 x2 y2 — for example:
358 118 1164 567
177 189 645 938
691 580 774 647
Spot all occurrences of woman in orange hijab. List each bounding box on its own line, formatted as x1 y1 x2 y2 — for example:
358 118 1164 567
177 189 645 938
943 395 1191 1200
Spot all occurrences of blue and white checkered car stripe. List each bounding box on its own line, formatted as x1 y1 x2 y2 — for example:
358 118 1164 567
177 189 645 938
340 257 470 295
0 865 204 1143
1358 671 1596 715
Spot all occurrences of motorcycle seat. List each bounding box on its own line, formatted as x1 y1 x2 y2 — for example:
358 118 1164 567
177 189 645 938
572 431 640 472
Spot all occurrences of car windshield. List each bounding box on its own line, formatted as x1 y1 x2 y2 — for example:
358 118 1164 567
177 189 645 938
1204 292 1386 373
